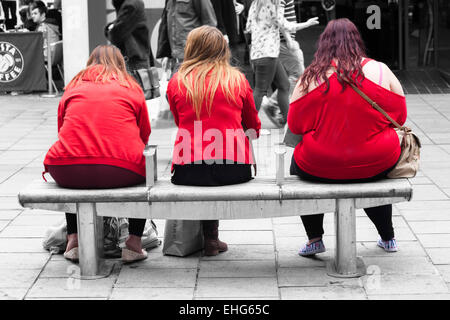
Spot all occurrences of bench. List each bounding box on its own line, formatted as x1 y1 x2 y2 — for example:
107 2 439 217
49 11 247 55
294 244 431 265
18 146 413 279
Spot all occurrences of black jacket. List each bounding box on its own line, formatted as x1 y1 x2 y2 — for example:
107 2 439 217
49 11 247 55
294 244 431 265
210 0 238 45
106 0 154 67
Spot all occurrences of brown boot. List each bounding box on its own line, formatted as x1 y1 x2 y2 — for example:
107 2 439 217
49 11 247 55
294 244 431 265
202 220 228 256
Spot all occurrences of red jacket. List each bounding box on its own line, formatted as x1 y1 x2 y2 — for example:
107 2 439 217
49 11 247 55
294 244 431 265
288 72 407 180
44 67 151 176
167 72 261 167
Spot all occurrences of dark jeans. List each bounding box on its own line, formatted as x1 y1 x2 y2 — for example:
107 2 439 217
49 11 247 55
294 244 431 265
290 157 396 241
47 164 146 237
252 57 290 121
172 161 252 231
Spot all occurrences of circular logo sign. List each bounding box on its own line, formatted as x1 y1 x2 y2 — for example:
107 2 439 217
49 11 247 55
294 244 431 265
0 41 24 83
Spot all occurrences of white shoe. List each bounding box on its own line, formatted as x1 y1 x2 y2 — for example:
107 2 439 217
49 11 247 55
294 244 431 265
122 248 148 263
63 247 79 262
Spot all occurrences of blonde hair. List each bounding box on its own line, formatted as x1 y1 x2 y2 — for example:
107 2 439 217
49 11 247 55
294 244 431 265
178 26 245 120
65 45 140 90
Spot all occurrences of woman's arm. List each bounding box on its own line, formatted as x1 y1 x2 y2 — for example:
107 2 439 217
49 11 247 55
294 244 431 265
166 78 180 127
57 99 65 133
137 97 151 145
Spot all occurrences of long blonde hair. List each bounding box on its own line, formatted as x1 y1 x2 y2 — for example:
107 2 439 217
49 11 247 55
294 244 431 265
178 26 244 120
65 45 140 90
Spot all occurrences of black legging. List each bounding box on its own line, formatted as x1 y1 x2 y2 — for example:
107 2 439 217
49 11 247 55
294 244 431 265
172 160 253 231
290 156 396 241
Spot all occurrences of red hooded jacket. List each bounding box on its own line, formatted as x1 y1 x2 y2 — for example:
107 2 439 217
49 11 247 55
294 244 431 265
44 66 151 176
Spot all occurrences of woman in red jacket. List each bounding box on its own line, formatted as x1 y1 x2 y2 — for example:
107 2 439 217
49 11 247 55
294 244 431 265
44 45 151 263
166 25 261 256
287 19 407 256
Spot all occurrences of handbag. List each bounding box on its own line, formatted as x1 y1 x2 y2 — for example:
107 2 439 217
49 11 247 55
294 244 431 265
43 218 160 256
134 67 161 100
162 220 204 257
344 79 421 178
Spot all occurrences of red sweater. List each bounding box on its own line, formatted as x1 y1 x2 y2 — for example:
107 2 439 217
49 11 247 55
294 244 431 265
288 73 407 180
167 72 261 167
44 67 151 177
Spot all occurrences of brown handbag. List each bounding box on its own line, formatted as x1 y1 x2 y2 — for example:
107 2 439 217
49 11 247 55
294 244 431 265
344 79 421 179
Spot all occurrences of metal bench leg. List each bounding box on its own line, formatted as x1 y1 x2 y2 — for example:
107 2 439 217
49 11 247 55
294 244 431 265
76 203 112 279
327 198 365 278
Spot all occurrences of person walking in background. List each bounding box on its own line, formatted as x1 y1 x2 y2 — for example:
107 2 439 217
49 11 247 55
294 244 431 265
31 1 61 62
261 0 316 128
46 0 62 37
288 19 407 256
166 26 261 256
1 0 17 30
211 0 239 45
43 45 151 263
245 0 318 125
18 0 37 31
157 0 217 74
105 0 155 84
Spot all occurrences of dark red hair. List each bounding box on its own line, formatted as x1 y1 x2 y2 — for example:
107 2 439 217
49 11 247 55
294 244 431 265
300 18 367 94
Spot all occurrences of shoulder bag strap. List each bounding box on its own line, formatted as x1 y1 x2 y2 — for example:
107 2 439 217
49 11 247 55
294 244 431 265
343 77 405 131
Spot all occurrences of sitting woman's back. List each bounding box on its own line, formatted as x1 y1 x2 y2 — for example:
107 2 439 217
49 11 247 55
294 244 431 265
288 24 406 180
166 26 261 256
288 18 407 256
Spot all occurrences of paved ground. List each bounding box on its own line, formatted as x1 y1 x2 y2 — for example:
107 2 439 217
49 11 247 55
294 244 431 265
0 93 449 300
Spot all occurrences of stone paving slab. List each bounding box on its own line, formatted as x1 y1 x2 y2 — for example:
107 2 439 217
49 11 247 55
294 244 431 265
0 289 29 300
0 253 49 269
280 286 367 300
0 238 46 253
416 234 450 248
110 287 195 300
277 267 362 287
361 256 439 275
198 260 277 278
0 269 41 288
0 226 49 238
200 245 275 261
425 248 450 265
219 231 274 245
363 274 449 295
27 277 117 299
195 277 279 299
115 268 197 288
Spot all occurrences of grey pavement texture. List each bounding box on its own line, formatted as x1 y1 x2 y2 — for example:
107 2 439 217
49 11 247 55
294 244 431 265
0 93 450 300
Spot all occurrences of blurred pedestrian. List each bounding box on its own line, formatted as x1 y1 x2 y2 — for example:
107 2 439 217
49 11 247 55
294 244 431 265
18 0 37 31
245 0 317 125
46 0 62 37
261 0 317 127
1 0 17 30
105 0 155 85
157 0 217 74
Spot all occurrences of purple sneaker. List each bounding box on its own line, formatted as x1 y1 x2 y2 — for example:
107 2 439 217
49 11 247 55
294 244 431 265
298 239 326 256
377 238 398 252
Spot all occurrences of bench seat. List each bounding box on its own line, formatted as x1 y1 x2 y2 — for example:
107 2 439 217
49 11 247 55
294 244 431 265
17 146 413 279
